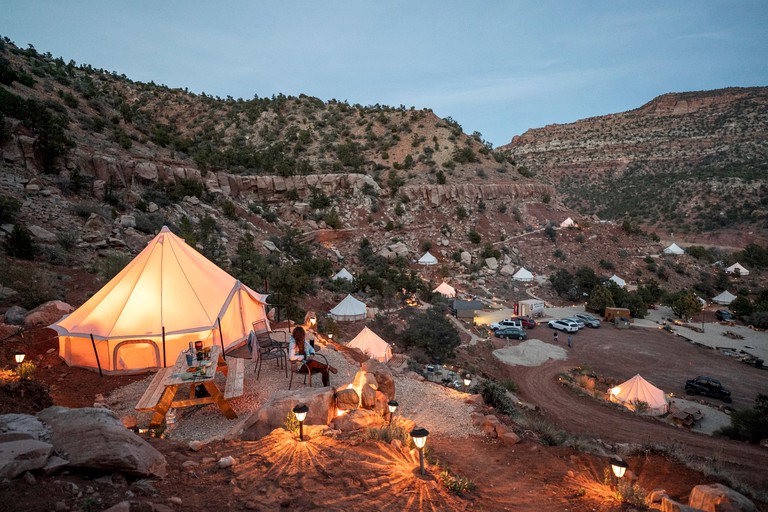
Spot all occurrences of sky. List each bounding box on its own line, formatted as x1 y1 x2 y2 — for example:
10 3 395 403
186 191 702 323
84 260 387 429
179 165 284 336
2 1 767 146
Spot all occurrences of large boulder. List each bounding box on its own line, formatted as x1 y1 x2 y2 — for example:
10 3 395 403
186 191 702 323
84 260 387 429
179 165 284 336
0 439 53 478
239 386 335 441
3 305 27 326
37 407 166 478
23 300 74 328
688 484 756 512
361 359 395 400
0 413 48 442
331 408 385 432
335 388 359 411
361 384 377 409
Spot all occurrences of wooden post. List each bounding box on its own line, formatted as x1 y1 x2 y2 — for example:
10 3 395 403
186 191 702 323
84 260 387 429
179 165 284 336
89 334 103 378
217 317 226 360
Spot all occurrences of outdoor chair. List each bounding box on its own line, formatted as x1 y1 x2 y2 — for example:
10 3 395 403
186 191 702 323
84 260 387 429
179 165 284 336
254 331 288 380
289 353 331 390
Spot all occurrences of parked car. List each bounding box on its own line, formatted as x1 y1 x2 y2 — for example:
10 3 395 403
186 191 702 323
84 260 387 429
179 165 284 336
715 309 734 322
547 319 579 333
518 316 537 329
574 313 601 328
685 376 732 403
491 319 523 331
562 317 585 329
495 326 527 340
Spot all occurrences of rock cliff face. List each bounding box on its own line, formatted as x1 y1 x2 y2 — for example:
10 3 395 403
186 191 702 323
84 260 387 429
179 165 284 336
501 87 768 233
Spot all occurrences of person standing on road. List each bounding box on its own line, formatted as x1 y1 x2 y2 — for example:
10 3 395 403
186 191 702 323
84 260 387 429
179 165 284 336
553 331 559 343
567 334 573 348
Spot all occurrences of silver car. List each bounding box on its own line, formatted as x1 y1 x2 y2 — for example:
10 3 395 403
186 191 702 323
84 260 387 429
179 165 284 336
574 313 601 328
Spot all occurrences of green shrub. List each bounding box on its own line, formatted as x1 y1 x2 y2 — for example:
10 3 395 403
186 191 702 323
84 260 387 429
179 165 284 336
479 380 515 416
134 212 166 234
4 225 36 260
468 230 481 244
283 410 299 434
96 251 131 281
440 468 476 495
0 196 21 224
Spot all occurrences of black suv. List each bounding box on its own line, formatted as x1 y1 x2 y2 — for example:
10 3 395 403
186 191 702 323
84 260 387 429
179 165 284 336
715 309 734 321
685 376 732 403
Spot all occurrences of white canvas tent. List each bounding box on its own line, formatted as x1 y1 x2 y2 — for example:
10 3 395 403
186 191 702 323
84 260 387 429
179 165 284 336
609 275 626 288
560 217 576 228
609 374 668 415
726 262 750 276
663 243 684 255
333 267 354 282
329 294 367 322
712 290 737 305
432 282 456 298
50 226 268 375
347 327 392 362
418 251 438 265
512 267 534 282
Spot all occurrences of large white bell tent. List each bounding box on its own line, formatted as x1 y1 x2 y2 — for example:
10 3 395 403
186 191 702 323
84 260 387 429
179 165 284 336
50 226 268 375
663 243 684 255
712 290 737 305
609 374 668 415
347 327 392 362
332 267 354 282
329 294 367 322
432 282 456 298
418 251 438 265
512 267 534 282
725 262 749 276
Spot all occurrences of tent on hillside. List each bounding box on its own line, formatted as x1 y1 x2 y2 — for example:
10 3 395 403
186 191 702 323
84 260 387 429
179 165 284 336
712 290 737 305
560 217 576 228
333 268 354 282
725 262 750 276
432 282 456 298
347 327 392 362
512 267 534 282
663 243 684 255
50 226 268 375
609 374 668 415
609 275 626 288
329 294 367 322
418 251 438 265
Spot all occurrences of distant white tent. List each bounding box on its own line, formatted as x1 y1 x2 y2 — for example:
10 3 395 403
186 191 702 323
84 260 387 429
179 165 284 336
726 262 750 276
663 243 684 255
432 282 456 298
560 217 576 228
712 290 737 305
329 294 367 322
609 275 627 288
418 251 438 265
332 268 354 282
512 267 534 282
609 374 668 415
347 327 392 363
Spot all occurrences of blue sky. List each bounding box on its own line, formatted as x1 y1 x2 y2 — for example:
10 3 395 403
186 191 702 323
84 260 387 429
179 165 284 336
2 1 766 146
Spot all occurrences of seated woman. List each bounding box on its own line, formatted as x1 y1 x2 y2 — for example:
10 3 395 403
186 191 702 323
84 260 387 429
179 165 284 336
288 326 337 386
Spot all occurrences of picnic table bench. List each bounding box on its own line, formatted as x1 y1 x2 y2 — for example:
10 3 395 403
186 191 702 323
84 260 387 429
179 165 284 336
134 345 243 427
670 407 704 428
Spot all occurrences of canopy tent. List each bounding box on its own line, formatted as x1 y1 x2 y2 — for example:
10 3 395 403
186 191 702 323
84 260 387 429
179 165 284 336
512 267 534 282
332 267 354 282
609 275 626 288
329 294 367 322
347 327 392 363
712 290 737 305
432 282 456 298
609 374 668 415
418 251 438 265
50 226 268 375
663 243 684 255
726 262 750 276
560 217 576 228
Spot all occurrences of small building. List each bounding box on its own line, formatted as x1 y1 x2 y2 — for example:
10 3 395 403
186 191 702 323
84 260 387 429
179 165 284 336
450 299 484 321
517 299 545 317
604 307 631 323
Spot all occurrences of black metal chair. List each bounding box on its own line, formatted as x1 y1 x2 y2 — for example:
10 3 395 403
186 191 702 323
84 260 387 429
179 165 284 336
254 332 288 380
289 353 331 390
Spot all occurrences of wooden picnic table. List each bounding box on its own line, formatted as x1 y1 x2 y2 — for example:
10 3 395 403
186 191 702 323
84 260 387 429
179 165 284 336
135 345 243 427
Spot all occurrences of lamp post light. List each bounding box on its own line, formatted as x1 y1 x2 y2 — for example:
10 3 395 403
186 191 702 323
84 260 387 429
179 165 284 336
410 427 429 475
293 404 309 441
387 400 398 425
610 457 629 487
14 352 26 364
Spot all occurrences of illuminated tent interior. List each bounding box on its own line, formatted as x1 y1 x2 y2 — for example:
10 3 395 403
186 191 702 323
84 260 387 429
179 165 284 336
609 374 668 415
347 327 392 362
50 226 268 375
432 282 456 298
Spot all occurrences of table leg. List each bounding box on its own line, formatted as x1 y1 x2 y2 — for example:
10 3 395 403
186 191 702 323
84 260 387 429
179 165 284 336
202 381 237 419
150 385 178 427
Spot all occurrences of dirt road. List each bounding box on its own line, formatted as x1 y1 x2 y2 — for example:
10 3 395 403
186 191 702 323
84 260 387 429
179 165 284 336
496 325 768 491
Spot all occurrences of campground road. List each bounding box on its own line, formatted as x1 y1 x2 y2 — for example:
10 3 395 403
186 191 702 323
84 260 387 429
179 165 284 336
499 327 768 491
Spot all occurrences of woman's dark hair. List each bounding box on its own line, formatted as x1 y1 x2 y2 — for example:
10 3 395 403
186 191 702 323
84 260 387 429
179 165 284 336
292 326 306 354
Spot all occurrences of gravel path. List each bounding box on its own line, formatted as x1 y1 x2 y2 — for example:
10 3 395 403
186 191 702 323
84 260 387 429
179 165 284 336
106 342 480 442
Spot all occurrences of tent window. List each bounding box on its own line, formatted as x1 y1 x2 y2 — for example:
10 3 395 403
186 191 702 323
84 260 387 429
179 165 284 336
114 340 160 371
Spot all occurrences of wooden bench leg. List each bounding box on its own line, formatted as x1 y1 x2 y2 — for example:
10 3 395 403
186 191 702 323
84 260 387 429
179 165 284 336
149 386 178 427
203 381 237 420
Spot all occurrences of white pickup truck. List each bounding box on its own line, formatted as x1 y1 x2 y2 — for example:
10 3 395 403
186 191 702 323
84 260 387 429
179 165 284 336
490 319 522 331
